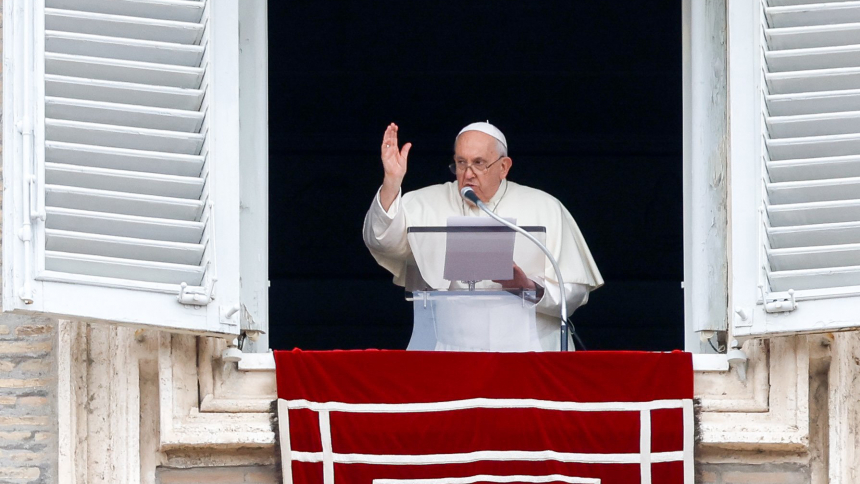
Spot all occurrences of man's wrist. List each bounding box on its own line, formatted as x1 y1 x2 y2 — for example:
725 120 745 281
382 175 403 191
379 178 402 211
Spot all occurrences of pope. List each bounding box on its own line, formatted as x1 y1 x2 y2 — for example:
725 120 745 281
363 121 603 351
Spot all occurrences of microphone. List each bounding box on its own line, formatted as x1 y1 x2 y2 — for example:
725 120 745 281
459 184 573 351
460 186 481 205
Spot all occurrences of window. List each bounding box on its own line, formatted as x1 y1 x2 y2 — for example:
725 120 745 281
729 0 860 337
2 0 267 337
268 1 685 353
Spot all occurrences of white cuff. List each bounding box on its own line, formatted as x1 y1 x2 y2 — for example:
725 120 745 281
375 187 402 219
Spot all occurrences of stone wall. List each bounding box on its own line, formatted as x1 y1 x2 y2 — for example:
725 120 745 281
156 465 278 484
0 314 56 484
697 463 811 484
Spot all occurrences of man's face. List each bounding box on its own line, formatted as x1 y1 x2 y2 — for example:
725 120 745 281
454 131 511 203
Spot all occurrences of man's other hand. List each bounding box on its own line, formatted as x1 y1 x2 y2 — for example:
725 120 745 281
379 123 412 211
493 264 537 290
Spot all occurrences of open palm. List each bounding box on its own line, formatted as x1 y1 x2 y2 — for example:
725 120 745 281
381 123 412 182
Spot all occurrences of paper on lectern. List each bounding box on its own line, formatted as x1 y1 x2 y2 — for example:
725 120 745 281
443 216 516 282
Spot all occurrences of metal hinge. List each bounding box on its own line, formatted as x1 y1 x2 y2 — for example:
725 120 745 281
28 175 45 222
758 285 797 313
177 278 216 306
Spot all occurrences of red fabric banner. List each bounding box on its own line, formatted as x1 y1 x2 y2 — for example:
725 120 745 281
275 350 693 484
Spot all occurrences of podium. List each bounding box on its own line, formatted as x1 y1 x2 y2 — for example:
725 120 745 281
404 225 548 352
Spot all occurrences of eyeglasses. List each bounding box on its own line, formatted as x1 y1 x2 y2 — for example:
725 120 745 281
449 155 505 175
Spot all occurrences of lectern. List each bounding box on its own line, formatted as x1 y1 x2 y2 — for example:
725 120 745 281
404 225 548 352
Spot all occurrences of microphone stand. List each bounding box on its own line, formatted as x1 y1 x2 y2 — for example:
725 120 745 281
468 195 571 351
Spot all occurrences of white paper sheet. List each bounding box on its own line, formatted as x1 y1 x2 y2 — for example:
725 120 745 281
443 216 517 282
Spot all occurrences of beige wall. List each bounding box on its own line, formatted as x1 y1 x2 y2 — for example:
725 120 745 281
0 313 56 484
156 465 278 484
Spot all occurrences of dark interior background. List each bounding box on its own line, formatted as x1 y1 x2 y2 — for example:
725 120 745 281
267 1 683 351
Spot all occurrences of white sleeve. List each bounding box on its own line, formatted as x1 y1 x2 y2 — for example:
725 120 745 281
532 278 590 319
362 187 410 259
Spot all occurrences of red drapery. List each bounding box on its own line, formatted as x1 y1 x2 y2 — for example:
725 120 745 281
275 350 693 484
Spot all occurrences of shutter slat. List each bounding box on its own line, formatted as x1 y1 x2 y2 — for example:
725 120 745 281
46 97 203 132
46 0 205 23
46 119 205 154
769 242 860 270
767 198 860 226
45 53 204 89
767 110 860 137
45 251 205 285
46 142 204 177
767 155 860 181
767 66 860 94
45 207 204 243
45 162 204 199
46 229 204 265
766 132 860 159
767 2 860 29
45 9 202 45
37 0 213 289
770 0 852 7
768 220 860 248
769 265 860 291
766 23 860 50
767 176 860 203
46 31 203 67
46 75 204 110
766 89 860 116
45 185 204 221
766 44 860 72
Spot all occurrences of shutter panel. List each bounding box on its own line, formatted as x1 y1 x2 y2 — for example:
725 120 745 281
764 0 860 293
730 0 860 337
3 0 242 336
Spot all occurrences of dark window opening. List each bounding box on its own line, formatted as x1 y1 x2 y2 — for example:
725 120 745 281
268 2 683 351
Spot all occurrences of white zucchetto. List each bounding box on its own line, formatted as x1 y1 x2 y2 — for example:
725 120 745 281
457 121 507 150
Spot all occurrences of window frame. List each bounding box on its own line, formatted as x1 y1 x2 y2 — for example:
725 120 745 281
236 0 270 352
682 0 730 353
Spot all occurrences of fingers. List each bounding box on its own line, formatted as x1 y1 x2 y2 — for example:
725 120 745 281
493 264 535 290
400 142 412 161
382 123 398 150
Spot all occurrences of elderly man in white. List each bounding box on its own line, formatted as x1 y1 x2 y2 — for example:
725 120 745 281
363 122 603 351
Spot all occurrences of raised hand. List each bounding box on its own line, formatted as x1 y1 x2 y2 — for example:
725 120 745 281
379 123 412 210
381 123 411 182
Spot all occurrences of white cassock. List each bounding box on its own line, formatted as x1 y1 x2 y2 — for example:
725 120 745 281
363 179 603 351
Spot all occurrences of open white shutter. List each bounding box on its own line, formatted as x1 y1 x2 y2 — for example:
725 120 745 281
3 0 241 336
730 0 860 337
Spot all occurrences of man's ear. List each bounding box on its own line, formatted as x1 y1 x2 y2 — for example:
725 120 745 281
499 157 512 179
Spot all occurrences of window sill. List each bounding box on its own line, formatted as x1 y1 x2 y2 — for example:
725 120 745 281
238 351 276 371
237 352 730 372
692 353 729 372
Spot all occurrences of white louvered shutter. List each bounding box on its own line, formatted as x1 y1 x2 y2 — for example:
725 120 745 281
731 0 860 337
3 0 242 335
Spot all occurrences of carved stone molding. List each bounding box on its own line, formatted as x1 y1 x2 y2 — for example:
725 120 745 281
57 322 824 482
698 336 809 451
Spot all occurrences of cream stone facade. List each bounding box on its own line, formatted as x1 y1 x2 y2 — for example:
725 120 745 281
3 0 860 483
7 318 857 483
